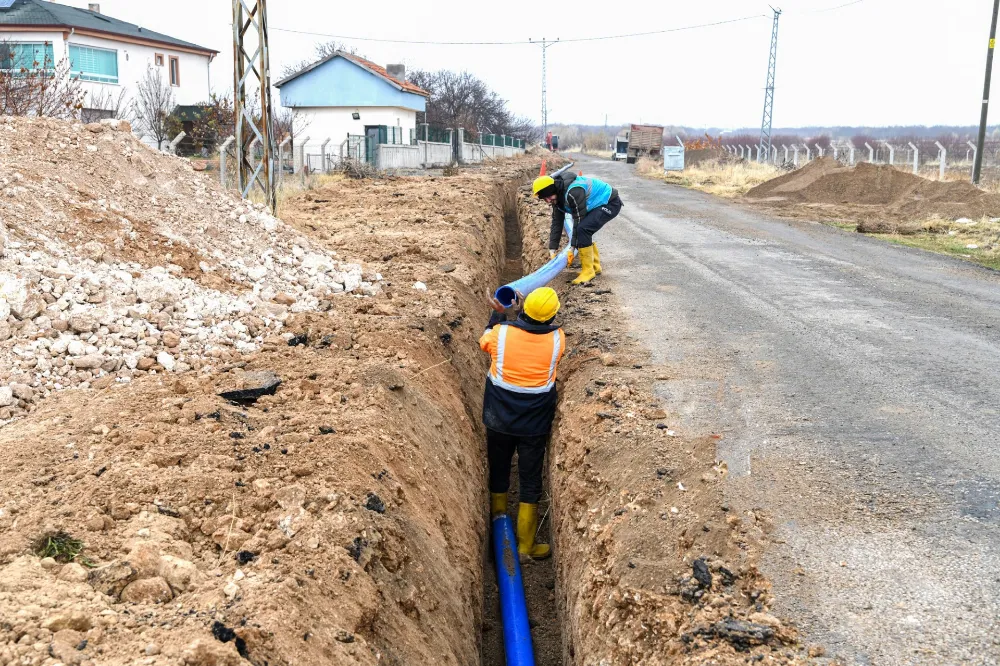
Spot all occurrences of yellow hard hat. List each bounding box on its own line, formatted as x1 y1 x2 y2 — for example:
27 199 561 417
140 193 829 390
523 287 560 322
532 175 556 197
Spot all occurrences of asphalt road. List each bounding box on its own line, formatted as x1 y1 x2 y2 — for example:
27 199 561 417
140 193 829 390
573 155 1000 665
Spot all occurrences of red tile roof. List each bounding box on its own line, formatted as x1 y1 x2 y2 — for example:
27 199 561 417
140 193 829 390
340 52 429 97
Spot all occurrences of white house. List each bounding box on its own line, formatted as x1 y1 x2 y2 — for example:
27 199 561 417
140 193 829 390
0 0 217 138
275 52 430 167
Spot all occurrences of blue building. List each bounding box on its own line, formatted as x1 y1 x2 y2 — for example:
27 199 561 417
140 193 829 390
276 52 429 166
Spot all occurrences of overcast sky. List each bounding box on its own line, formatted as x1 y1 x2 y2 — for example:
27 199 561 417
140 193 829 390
61 0 999 129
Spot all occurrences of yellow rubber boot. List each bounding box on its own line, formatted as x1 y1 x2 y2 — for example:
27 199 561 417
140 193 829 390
592 243 602 275
490 493 507 518
571 245 597 285
516 503 551 561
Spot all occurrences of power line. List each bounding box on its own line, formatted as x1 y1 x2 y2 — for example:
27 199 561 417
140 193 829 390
268 14 769 47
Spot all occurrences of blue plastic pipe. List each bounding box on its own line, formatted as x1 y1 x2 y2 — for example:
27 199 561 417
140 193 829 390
492 514 535 666
494 163 577 308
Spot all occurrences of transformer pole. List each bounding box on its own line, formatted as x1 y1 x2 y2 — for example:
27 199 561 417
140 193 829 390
973 0 1000 184
758 7 781 164
233 0 277 214
530 37 559 141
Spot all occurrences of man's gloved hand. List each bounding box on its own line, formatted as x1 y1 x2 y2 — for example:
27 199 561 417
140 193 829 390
549 249 557 259
566 248 575 268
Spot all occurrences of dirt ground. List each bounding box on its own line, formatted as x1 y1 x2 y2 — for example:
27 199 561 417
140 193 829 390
0 147 543 666
0 132 816 666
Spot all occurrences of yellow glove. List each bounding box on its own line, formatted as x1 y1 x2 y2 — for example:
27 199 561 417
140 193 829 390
566 248 574 268
549 250 557 259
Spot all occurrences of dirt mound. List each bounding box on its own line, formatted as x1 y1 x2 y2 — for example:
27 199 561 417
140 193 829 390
746 156 847 198
0 159 543 665
0 116 375 421
747 158 1000 219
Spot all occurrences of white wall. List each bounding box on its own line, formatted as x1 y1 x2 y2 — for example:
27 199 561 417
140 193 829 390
0 29 212 143
293 106 417 151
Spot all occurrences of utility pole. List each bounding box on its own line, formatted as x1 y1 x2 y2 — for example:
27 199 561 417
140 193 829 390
758 7 781 164
233 0 277 214
529 37 559 140
973 0 1000 184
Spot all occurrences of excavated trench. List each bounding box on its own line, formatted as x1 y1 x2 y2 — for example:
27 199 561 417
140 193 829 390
480 184 564 666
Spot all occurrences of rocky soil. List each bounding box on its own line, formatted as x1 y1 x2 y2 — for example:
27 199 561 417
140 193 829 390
0 116 374 422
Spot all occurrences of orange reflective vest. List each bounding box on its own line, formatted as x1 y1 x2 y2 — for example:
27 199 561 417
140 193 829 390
479 319 566 436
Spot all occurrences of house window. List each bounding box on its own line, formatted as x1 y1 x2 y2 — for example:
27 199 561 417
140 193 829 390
0 42 55 72
80 108 114 123
169 56 180 86
154 53 164 67
68 44 118 83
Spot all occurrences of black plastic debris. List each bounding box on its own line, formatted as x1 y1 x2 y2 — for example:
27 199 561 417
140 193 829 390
235 550 256 564
364 493 386 514
692 558 713 588
347 537 367 561
218 372 281 405
211 621 249 658
288 333 308 347
318 426 336 435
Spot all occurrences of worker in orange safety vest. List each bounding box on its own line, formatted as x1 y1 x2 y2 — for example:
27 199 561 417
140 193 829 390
480 286 566 561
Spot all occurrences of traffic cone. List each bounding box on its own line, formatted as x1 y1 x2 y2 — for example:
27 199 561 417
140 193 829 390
539 161 547 176
579 171 583 176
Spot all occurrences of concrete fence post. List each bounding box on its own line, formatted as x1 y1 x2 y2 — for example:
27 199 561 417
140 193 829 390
168 131 186 154
746 145 753 160
935 141 947 180
296 136 310 174
278 136 291 188
782 145 789 163
864 142 874 163
881 142 894 166
907 142 919 175
831 144 839 161
298 136 310 185
457 128 465 163
967 140 977 178
219 136 235 187
772 144 778 164
849 146 856 166
804 145 811 162
320 138 331 173
792 145 799 167
738 145 744 159
815 144 824 158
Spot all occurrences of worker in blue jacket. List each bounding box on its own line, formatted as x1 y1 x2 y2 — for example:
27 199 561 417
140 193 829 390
532 171 623 284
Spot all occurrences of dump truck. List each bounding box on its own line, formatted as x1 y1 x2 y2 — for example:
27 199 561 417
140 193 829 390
545 132 560 151
624 124 664 164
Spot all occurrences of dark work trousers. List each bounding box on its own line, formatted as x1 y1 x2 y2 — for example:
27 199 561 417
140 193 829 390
572 194 623 248
487 429 548 504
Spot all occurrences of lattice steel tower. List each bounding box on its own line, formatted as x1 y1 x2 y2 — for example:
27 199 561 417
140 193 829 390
530 38 558 139
758 8 781 163
233 0 277 213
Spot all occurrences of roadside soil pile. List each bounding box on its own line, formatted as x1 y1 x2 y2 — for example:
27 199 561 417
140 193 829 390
518 195 810 664
0 116 374 421
0 140 545 666
746 157 1000 220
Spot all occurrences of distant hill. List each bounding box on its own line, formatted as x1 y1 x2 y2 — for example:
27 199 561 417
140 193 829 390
547 123 1000 141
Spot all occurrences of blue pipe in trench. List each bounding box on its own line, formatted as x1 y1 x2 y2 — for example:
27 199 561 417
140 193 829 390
494 162 577 307
492 514 535 665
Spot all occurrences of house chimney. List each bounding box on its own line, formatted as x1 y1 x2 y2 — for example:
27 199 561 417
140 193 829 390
88 3 100 13
386 64 405 81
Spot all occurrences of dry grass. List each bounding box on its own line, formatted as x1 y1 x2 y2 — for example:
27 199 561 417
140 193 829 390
857 215 1000 270
637 157 782 198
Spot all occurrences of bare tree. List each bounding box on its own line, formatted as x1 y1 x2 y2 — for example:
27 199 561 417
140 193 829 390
83 87 133 124
0 41 83 118
279 41 361 80
408 69 538 142
132 67 175 149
